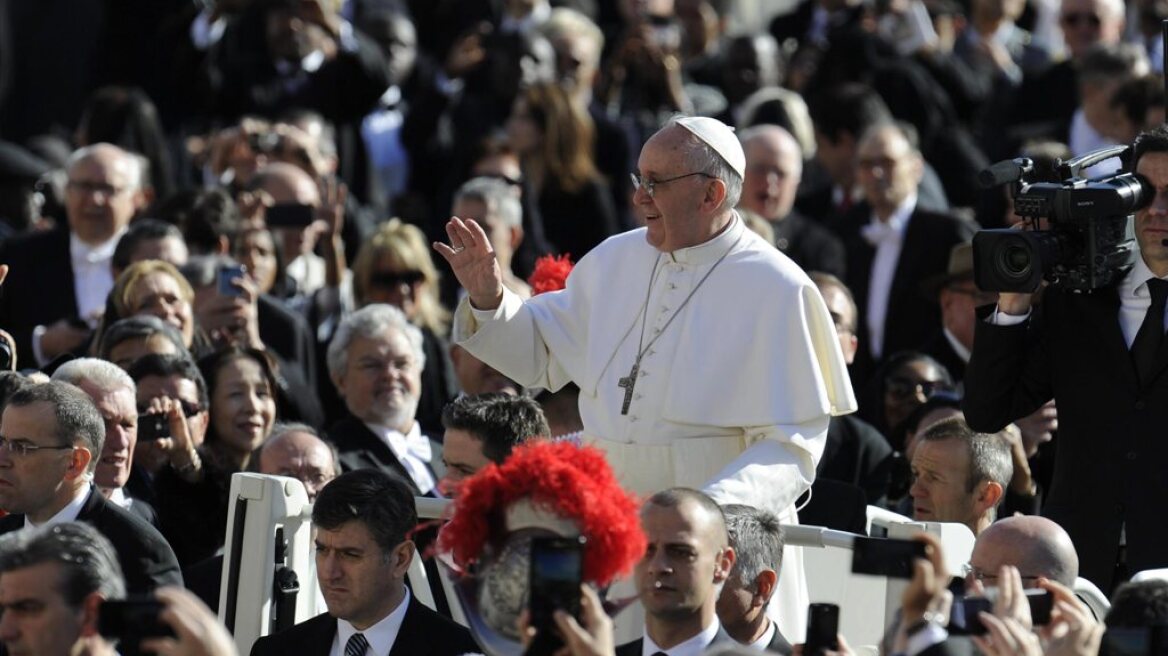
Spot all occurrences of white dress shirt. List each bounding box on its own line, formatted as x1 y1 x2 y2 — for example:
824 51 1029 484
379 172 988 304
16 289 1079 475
330 587 411 656
642 618 721 656
943 327 972 364
748 621 777 651
71 231 121 323
364 421 436 495
25 485 91 529
862 195 916 360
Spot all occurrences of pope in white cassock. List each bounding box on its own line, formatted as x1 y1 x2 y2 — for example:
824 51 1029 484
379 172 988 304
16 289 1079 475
434 116 857 640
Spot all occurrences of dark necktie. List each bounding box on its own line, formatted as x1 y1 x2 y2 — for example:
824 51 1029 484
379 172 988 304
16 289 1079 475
345 633 369 656
651 652 669 656
1132 278 1168 385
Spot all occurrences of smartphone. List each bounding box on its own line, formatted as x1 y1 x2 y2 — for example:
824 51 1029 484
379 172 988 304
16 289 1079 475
138 413 171 442
1101 627 1168 656
265 203 316 228
528 536 584 654
949 589 1053 636
98 598 174 641
804 603 840 656
218 264 246 297
851 536 927 579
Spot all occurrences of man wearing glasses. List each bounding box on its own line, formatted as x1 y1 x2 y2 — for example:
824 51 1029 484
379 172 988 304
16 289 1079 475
0 380 181 594
0 143 148 368
966 515 1079 590
436 115 856 638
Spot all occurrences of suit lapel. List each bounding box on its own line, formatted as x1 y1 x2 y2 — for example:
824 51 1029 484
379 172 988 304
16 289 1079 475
1077 287 1140 393
340 419 421 494
388 598 425 656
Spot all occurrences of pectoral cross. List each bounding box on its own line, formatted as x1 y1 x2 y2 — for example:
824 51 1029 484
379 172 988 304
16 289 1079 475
617 360 640 415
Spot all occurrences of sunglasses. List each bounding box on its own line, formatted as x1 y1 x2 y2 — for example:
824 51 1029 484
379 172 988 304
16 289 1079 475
885 376 952 400
1060 11 1101 27
370 270 425 288
137 400 204 418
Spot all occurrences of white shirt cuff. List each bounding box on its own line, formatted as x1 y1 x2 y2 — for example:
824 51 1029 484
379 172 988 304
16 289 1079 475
988 306 1031 326
906 623 949 656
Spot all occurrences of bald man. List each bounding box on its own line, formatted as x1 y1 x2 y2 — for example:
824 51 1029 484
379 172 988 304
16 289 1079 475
256 424 339 502
0 143 148 366
967 515 1079 588
738 125 844 276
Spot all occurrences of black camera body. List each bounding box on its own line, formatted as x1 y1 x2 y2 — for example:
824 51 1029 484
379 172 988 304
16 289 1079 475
974 147 1152 293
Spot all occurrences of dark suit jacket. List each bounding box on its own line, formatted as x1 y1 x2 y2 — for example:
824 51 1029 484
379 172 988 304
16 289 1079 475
964 284 1168 590
770 209 847 278
326 415 442 496
818 414 894 505
614 626 735 656
0 228 78 366
920 330 968 384
0 487 182 594
833 204 977 385
767 624 795 655
249 596 478 656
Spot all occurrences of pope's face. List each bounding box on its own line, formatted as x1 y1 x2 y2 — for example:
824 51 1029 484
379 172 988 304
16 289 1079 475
635 125 722 253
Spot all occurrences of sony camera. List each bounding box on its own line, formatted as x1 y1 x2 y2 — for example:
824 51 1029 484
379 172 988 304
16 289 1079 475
973 145 1151 293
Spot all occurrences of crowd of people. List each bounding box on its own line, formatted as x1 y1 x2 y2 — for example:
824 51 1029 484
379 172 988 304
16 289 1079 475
0 0 1167 653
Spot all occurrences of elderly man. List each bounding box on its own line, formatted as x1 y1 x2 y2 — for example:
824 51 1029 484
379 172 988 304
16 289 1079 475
255 423 339 503
718 504 793 654
437 116 854 635
616 488 736 656
967 515 1079 588
909 418 1012 536
0 522 126 656
834 123 976 381
0 381 181 594
453 177 530 298
0 143 147 366
51 358 155 525
439 393 549 491
250 470 477 656
327 304 444 496
739 124 844 277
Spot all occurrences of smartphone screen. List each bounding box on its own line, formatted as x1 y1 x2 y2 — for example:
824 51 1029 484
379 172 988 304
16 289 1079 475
265 203 316 228
948 590 1051 636
804 603 840 656
529 536 584 651
851 536 927 579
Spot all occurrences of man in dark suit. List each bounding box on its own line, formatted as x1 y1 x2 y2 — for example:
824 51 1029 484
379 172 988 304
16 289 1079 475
833 123 976 386
250 469 477 656
717 504 793 655
326 304 444 496
965 125 1168 591
0 143 147 367
739 125 846 278
615 488 736 656
0 381 182 594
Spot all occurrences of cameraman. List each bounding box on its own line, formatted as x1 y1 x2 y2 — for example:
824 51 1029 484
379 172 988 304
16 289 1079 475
964 125 1168 592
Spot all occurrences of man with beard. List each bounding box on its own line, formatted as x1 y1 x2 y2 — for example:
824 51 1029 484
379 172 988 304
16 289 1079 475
326 304 445 496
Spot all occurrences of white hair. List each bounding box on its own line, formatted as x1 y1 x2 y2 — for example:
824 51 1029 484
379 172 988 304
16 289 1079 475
326 304 426 380
455 177 523 228
52 358 136 397
541 8 604 68
66 143 143 191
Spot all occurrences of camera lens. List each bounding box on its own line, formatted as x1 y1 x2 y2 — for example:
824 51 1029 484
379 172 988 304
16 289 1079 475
998 243 1033 279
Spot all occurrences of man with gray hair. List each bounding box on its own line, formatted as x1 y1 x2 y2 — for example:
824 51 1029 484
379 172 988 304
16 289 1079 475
0 143 148 367
438 116 855 637
52 358 155 525
0 381 181 593
717 504 792 654
0 521 126 656
909 417 1013 536
453 176 529 298
326 304 443 495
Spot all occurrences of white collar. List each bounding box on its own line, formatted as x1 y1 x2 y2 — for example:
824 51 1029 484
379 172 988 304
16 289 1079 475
749 620 777 651
667 213 743 266
106 487 132 511
70 230 124 265
943 327 972 364
335 586 410 656
643 618 721 656
1122 246 1167 301
868 194 916 234
26 485 91 529
365 421 432 463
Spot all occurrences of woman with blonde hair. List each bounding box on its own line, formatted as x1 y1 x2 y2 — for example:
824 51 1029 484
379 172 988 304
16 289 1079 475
506 82 619 258
97 260 210 357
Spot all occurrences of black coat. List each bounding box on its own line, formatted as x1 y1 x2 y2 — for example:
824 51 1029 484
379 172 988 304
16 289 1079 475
249 596 478 656
818 414 894 505
964 284 1168 590
770 209 847 278
0 487 182 594
833 204 977 384
326 415 442 496
0 228 77 367
615 625 735 656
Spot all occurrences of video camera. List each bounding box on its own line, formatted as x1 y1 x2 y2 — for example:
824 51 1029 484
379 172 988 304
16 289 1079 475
973 145 1152 293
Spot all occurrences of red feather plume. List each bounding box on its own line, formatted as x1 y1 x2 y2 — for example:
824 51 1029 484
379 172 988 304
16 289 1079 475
527 254 574 296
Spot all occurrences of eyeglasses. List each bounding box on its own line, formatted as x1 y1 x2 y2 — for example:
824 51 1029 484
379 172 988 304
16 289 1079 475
65 180 129 197
886 376 952 400
630 171 714 198
370 271 425 288
0 436 75 457
1060 11 1101 27
963 563 1043 585
858 157 898 171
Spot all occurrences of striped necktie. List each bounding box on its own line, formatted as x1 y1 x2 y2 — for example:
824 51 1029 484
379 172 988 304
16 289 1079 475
345 632 369 656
